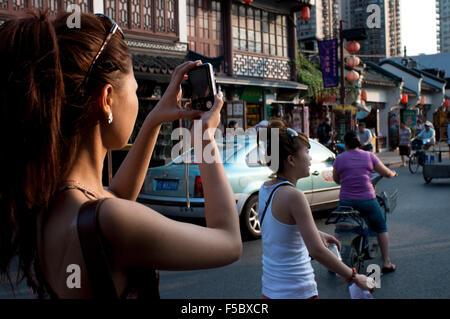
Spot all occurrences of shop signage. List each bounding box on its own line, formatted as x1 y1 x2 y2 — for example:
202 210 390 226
318 39 339 88
240 87 263 102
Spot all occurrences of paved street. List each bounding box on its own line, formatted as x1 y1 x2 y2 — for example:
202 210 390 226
158 166 450 299
1 165 449 299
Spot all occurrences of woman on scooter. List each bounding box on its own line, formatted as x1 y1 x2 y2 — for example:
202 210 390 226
332 131 397 274
258 121 375 299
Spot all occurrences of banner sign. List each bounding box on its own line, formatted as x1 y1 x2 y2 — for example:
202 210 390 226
318 39 339 88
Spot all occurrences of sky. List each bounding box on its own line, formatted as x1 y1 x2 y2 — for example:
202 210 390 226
400 0 438 56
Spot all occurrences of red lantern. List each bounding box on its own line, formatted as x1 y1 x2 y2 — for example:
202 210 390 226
347 41 360 53
301 6 311 21
361 89 368 102
401 94 408 104
444 98 450 108
346 70 360 82
346 56 360 68
243 0 253 4
324 94 336 103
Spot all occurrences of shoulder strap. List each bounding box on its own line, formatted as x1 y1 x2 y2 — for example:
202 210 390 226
260 182 293 226
77 199 118 299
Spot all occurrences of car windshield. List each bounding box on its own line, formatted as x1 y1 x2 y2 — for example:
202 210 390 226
172 136 256 164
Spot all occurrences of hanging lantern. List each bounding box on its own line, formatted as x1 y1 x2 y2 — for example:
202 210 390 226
301 6 311 21
346 56 360 68
323 94 336 103
401 94 408 104
346 70 360 82
347 41 361 53
444 98 450 108
361 89 368 102
243 0 253 4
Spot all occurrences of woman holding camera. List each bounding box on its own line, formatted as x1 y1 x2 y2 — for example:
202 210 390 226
258 121 375 299
0 11 242 298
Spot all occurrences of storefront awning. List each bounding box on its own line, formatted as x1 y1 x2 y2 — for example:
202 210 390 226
215 75 308 91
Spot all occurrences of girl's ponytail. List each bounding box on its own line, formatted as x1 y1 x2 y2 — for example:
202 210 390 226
0 10 64 292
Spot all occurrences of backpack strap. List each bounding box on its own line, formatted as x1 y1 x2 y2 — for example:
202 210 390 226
260 182 294 226
77 199 118 299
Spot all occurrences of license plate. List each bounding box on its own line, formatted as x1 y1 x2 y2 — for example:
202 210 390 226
155 179 179 191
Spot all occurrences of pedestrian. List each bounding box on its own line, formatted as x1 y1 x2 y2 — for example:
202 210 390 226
317 117 332 146
333 131 397 274
356 122 373 152
399 122 412 167
0 11 242 299
258 120 375 299
225 120 239 138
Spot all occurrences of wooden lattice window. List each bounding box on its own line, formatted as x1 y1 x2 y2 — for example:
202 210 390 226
0 0 92 15
232 3 288 58
104 0 177 36
187 0 223 57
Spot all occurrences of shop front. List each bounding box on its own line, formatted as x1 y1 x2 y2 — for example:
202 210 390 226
332 105 358 140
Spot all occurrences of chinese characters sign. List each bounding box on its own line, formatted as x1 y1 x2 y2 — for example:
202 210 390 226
318 39 339 88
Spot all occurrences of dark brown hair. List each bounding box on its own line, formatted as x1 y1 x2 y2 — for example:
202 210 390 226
264 120 310 174
0 10 131 297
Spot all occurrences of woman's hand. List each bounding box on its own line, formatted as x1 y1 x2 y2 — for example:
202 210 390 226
190 92 224 144
147 60 204 126
319 231 341 251
354 274 376 293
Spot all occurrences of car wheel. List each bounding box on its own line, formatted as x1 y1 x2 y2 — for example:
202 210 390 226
240 194 261 240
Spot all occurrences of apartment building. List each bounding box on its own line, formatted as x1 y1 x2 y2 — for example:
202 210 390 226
340 0 402 61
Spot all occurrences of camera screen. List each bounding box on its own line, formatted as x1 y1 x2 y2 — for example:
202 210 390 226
190 67 212 100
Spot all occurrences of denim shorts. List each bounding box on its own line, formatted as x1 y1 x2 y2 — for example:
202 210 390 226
339 198 387 233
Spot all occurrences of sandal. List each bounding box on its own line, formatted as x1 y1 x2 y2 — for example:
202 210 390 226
382 264 396 274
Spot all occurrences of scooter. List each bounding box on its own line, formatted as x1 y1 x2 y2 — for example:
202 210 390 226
325 173 398 273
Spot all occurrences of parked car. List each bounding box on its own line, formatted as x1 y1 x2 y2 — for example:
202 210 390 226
138 136 340 239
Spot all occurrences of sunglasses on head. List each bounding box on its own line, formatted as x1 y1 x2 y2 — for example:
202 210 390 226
76 14 124 96
286 127 299 143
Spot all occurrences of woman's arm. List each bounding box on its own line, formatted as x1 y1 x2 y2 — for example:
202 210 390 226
283 188 352 278
98 94 242 271
109 61 203 200
373 162 397 178
284 188 375 291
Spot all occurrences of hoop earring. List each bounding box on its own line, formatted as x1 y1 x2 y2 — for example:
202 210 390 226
108 113 113 124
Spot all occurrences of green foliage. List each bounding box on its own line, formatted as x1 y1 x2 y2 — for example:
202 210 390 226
296 54 340 102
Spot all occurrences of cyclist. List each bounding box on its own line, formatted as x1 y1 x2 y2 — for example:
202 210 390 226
417 121 436 150
333 131 397 274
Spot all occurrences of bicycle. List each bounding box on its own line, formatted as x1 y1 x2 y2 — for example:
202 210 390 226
325 174 398 273
408 138 431 174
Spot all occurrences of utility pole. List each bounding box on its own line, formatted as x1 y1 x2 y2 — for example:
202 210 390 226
339 20 345 106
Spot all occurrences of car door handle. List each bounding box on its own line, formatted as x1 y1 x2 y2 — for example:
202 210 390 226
312 171 320 176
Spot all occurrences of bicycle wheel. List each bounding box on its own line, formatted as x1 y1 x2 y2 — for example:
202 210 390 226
408 154 419 174
350 237 365 273
341 236 364 273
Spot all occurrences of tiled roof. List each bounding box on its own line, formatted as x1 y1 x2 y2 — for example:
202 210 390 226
132 54 185 75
